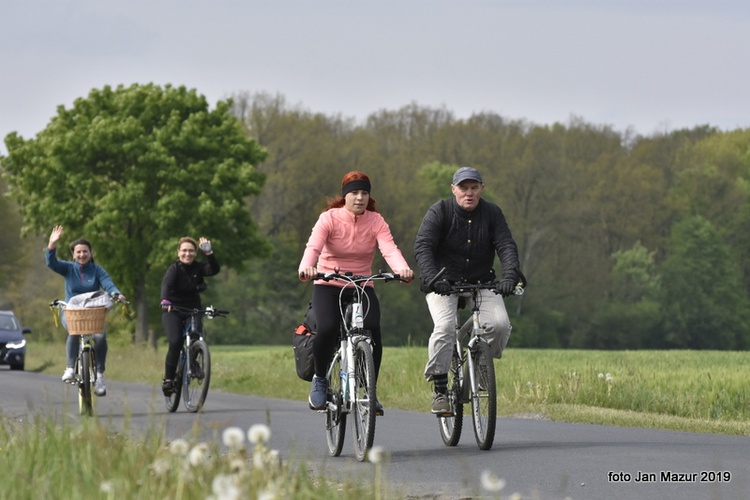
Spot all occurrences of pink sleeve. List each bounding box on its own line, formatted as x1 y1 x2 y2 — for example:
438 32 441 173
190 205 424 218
298 212 330 271
375 215 410 271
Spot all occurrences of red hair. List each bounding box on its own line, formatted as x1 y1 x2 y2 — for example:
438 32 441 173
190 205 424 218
325 171 378 212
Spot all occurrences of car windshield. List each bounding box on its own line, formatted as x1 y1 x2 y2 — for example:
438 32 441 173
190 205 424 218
0 315 19 330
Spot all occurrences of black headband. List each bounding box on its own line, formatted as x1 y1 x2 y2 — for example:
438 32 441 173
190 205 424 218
342 179 371 196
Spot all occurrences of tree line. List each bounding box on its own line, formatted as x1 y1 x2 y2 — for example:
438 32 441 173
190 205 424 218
2 84 750 351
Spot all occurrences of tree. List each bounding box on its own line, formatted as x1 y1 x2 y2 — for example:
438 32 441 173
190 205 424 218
1 83 269 345
660 216 750 349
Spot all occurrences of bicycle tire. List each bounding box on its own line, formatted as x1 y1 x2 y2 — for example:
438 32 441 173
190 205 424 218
325 352 346 457
183 340 211 413
165 355 183 413
471 341 496 450
438 345 463 446
79 349 93 416
351 339 376 462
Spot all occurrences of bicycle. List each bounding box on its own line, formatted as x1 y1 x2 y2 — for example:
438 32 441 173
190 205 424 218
428 268 526 450
310 270 407 462
49 294 128 416
163 305 229 413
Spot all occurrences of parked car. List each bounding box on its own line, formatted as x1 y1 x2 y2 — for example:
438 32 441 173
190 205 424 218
0 310 31 371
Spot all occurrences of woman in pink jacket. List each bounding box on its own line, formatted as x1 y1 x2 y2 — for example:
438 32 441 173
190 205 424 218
299 171 414 413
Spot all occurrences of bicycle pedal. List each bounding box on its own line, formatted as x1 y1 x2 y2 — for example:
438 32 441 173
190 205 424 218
434 411 454 418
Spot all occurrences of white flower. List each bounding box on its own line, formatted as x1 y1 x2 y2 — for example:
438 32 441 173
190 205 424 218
368 445 385 464
212 474 241 500
189 442 210 466
605 373 613 383
257 489 278 500
480 470 506 492
222 426 246 449
597 372 604 379
168 438 189 456
100 481 114 494
248 423 271 445
150 457 171 477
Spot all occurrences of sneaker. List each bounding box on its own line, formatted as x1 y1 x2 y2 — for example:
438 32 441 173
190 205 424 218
431 391 451 415
162 378 174 397
61 367 75 382
308 375 328 410
94 374 107 396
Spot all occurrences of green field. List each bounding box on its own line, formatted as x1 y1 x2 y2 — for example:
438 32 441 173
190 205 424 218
26 342 750 436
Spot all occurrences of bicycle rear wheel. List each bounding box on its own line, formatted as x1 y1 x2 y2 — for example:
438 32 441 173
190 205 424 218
471 341 496 450
438 345 463 446
78 349 94 416
351 339 376 462
183 340 211 413
165 355 183 413
325 352 346 457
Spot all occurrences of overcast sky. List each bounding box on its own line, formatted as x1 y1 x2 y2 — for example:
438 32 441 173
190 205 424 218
2 1 748 156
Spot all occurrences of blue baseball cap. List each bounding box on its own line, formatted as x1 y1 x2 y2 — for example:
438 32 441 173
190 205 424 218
452 166 483 185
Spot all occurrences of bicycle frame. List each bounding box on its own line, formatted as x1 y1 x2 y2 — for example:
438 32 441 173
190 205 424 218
164 305 228 413
312 270 405 462
430 267 527 450
328 300 370 414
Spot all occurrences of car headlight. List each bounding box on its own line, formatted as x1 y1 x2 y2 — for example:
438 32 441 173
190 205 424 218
6 339 26 349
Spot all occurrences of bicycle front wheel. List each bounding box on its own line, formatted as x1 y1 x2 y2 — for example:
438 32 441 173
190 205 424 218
325 352 346 457
438 345 463 446
183 340 211 413
165 355 183 413
471 341 497 450
351 340 376 462
78 349 94 417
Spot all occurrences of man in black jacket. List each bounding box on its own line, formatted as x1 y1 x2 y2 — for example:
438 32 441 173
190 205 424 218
414 166 520 414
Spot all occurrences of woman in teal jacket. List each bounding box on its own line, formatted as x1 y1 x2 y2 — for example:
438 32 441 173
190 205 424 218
46 225 126 396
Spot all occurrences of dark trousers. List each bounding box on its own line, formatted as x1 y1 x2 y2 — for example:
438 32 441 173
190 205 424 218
162 310 202 380
311 284 382 380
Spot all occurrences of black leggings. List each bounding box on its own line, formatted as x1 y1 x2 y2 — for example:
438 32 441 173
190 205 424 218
311 284 383 380
162 310 203 380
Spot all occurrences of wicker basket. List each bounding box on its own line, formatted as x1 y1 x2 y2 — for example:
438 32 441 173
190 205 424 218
65 307 107 336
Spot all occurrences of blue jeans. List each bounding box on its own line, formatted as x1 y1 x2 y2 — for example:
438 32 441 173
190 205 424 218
62 315 107 373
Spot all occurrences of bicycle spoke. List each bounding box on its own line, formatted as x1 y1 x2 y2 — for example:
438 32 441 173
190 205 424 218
471 341 496 450
351 341 376 462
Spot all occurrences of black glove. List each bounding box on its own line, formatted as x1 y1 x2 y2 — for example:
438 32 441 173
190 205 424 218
432 279 452 295
495 279 516 297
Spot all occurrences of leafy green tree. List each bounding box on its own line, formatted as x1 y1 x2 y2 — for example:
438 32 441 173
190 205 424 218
1 83 268 345
660 216 750 349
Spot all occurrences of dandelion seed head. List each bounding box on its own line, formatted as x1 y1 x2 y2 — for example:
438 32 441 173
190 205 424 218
189 442 210 466
480 470 506 492
367 445 385 464
248 423 271 445
222 426 246 449
212 474 241 499
150 457 170 477
168 438 189 456
597 373 604 379
100 481 114 494
606 373 613 382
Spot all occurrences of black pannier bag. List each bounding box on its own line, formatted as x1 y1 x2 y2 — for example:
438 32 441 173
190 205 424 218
292 301 316 381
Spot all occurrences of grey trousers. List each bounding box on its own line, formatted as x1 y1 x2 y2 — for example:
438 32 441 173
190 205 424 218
423 289 511 381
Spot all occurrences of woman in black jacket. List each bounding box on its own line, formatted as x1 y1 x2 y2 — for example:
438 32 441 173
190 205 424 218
160 236 220 395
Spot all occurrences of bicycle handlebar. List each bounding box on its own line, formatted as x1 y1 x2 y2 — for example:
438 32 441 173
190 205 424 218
427 266 528 296
303 270 409 284
168 304 230 318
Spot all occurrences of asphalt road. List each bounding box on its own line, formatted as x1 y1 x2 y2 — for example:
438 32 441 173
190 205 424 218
2 369 749 500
